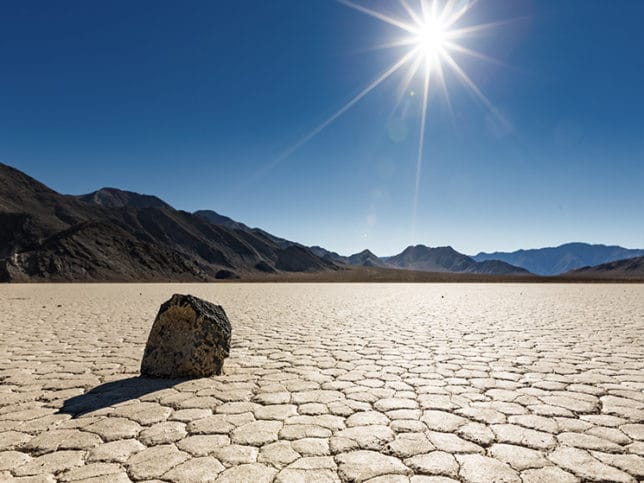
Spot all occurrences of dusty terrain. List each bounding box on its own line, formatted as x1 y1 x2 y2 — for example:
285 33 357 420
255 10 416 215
0 283 643 482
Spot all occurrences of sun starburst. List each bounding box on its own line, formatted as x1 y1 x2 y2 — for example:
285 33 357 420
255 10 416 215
338 0 509 234
256 0 507 235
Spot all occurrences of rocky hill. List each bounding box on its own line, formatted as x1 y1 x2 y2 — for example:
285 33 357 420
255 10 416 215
563 255 644 279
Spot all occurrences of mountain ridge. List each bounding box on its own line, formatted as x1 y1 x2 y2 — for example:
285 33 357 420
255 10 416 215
4 163 640 282
474 242 644 275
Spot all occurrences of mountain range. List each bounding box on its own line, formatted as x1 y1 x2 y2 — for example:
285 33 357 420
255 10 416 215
473 243 644 275
0 163 337 281
313 243 644 278
309 244 527 274
383 245 530 274
1 163 641 282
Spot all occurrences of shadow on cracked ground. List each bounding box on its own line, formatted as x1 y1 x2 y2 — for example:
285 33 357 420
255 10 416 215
58 377 188 417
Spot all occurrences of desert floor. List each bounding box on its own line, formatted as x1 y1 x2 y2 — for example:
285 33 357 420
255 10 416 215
0 283 643 482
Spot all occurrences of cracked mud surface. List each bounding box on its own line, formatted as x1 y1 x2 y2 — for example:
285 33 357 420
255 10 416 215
0 283 643 482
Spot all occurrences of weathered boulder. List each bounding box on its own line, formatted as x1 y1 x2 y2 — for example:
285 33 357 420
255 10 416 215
140 294 231 377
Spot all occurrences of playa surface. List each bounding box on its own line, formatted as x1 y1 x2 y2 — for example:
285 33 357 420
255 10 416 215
1 283 643 482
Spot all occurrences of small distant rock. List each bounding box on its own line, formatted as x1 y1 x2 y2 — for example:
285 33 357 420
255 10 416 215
140 294 231 378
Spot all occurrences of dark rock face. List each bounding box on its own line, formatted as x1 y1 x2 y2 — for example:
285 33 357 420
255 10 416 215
140 294 232 378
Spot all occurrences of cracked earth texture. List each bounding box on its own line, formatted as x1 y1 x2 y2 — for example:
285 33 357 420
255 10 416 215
0 283 643 483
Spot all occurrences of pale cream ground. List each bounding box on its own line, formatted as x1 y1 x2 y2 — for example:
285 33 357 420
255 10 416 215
0 283 643 482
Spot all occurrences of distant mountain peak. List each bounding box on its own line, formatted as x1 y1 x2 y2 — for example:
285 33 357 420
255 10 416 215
356 248 376 256
400 244 458 255
385 244 527 275
346 248 387 268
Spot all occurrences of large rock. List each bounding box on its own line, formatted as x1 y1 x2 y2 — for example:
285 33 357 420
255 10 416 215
140 294 231 377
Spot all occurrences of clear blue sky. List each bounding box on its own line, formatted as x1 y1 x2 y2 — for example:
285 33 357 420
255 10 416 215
1 0 642 255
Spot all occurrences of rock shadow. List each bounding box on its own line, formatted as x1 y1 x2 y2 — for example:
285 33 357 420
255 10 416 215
58 376 187 417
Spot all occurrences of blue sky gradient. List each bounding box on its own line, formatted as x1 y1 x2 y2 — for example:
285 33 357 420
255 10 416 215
1 0 642 255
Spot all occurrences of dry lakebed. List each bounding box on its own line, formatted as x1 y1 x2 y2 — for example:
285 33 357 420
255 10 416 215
0 283 643 482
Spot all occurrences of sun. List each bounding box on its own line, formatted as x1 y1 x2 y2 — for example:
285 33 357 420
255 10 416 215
414 17 448 63
336 0 505 108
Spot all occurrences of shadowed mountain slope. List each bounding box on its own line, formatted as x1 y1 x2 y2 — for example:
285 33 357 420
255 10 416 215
195 210 296 249
563 255 644 279
474 242 644 275
309 246 348 264
0 164 338 281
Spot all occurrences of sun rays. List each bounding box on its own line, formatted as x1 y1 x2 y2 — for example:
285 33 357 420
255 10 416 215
261 0 507 233
337 0 509 236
